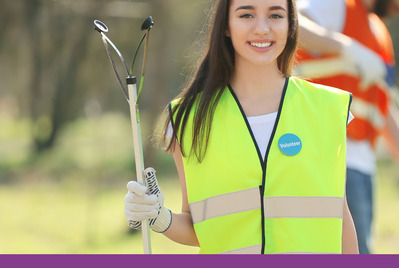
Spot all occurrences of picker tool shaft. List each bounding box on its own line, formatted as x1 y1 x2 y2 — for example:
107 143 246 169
127 77 152 254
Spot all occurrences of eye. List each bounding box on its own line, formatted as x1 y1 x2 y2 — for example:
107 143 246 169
239 13 254 19
270 14 284 19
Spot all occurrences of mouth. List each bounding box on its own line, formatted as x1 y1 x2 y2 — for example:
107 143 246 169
249 42 273 48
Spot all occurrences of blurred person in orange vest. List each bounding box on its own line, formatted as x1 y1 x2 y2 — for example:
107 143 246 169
295 0 399 254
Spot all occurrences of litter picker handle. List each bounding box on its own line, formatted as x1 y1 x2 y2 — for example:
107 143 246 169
126 76 152 254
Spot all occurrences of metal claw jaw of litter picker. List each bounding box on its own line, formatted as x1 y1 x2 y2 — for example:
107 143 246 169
93 17 154 254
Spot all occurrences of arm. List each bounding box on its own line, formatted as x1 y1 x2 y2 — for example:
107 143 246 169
297 12 387 90
162 144 199 246
298 13 350 54
342 195 359 254
381 102 399 165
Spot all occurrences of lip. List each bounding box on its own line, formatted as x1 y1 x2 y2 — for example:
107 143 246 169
247 40 274 52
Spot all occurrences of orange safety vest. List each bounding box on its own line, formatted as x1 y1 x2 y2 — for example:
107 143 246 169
296 0 395 147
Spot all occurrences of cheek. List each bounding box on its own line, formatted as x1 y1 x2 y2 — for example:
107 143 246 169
228 21 247 43
275 23 289 42
228 20 242 35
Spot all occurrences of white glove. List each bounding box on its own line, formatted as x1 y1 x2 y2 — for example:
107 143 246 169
342 38 387 90
124 167 172 233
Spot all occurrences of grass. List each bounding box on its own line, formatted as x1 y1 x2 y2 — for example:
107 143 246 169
0 178 197 254
0 113 198 254
0 113 398 254
374 160 399 254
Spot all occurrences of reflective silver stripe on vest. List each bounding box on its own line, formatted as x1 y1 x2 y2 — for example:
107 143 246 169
220 244 262 254
351 97 386 129
273 251 336 254
190 187 260 224
190 188 344 224
265 196 344 218
220 245 336 254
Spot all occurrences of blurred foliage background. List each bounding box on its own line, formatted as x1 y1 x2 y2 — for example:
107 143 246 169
0 0 398 254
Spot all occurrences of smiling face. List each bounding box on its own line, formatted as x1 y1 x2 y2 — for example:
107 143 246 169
226 0 289 69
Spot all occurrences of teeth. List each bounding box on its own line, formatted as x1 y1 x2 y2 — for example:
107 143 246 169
250 42 272 48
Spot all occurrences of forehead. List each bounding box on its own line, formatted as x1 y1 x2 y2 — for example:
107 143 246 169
229 0 288 10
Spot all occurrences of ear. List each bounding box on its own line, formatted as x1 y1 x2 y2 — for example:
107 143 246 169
225 28 231 37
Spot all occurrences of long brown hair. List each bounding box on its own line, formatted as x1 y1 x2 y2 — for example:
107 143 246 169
159 0 299 162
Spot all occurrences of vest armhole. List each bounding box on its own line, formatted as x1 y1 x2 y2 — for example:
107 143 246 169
168 102 179 142
346 93 353 125
168 102 174 128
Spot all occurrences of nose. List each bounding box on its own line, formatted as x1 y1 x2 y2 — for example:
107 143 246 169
253 17 270 36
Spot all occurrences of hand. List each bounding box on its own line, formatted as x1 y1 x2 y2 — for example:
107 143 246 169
342 38 387 90
124 167 172 233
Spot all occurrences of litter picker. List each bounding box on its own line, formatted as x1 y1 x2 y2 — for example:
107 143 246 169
93 17 154 254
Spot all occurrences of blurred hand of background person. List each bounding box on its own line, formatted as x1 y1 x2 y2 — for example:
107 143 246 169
341 38 387 89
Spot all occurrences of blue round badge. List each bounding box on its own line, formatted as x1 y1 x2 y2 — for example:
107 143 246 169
278 133 302 156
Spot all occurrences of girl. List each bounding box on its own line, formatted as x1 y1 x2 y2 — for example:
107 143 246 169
124 0 359 254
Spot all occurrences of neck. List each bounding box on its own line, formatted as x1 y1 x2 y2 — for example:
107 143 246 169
230 58 286 99
230 60 287 116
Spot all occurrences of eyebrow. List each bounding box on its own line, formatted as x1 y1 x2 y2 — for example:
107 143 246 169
270 6 287 12
235 5 287 13
235 5 255 11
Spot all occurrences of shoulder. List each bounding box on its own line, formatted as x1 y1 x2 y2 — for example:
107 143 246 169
297 0 346 31
169 95 193 116
296 0 346 16
288 77 352 123
170 87 229 112
289 76 352 100
170 97 182 109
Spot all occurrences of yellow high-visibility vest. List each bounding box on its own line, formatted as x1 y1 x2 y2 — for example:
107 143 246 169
171 77 352 254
